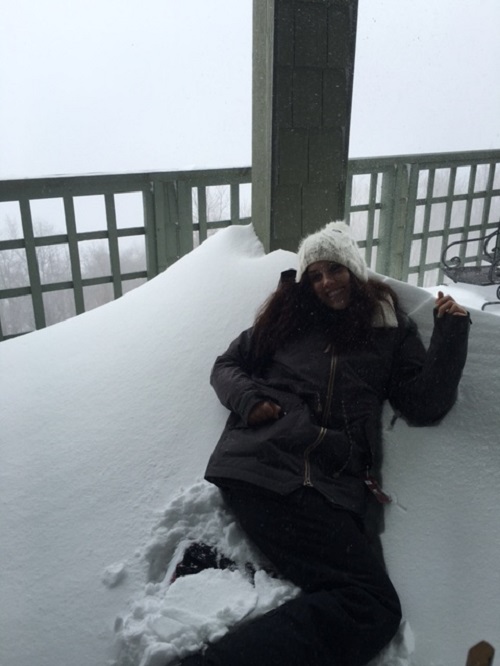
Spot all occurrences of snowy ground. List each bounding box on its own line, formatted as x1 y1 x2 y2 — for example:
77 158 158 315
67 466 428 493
1 224 499 666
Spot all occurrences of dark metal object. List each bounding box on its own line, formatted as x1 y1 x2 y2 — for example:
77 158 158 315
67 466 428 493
441 223 500 310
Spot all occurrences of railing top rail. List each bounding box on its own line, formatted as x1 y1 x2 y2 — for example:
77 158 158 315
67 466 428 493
348 148 500 172
2 149 500 200
0 166 252 201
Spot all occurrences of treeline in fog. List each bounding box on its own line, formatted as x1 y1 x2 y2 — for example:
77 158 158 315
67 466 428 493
0 218 147 337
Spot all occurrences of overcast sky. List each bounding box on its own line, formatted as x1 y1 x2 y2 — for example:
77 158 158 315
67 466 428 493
1 0 499 180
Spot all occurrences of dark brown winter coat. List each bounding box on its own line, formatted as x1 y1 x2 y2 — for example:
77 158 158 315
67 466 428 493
205 301 469 516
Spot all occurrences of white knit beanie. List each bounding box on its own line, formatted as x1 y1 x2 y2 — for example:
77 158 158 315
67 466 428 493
296 221 368 283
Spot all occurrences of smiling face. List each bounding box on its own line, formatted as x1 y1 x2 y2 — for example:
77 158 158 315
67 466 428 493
306 261 352 310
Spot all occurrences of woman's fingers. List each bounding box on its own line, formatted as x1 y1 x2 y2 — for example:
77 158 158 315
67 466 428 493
247 400 282 426
435 292 468 317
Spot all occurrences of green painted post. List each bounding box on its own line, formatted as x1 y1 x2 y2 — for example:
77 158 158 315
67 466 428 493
252 0 359 253
398 164 416 283
251 0 274 252
364 172 378 267
104 193 123 299
377 166 397 277
480 162 496 234
153 180 180 271
438 166 457 283
197 187 208 243
451 165 477 270
377 163 410 280
19 197 46 330
417 168 436 286
177 181 194 257
143 182 159 280
63 195 86 315
230 184 240 226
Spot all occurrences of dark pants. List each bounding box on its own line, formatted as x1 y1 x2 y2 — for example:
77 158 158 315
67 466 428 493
186 485 401 666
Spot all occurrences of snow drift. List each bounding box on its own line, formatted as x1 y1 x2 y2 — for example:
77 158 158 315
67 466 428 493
1 224 499 666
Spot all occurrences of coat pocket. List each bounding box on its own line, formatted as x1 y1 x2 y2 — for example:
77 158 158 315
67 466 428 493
219 393 317 459
222 399 350 476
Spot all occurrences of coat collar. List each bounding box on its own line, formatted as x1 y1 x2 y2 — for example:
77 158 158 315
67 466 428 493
371 296 398 328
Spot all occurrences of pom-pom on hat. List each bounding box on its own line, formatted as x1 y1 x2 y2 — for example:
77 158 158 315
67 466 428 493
296 221 368 283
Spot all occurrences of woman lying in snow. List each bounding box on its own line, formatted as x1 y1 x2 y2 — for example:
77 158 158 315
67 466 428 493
172 221 470 666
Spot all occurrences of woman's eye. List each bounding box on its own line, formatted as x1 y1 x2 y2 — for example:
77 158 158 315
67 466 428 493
309 273 322 283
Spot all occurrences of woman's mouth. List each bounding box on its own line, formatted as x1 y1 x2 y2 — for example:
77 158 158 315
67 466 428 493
321 286 350 309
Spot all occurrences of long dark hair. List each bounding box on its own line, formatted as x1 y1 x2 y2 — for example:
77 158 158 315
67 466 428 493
251 270 401 362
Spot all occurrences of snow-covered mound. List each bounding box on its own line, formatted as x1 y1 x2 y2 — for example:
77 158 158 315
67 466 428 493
115 481 300 666
1 224 499 666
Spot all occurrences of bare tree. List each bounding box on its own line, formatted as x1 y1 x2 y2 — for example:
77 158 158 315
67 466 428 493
191 184 251 247
0 217 147 336
0 218 75 334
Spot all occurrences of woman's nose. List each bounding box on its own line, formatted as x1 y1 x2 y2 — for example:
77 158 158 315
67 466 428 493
321 273 334 287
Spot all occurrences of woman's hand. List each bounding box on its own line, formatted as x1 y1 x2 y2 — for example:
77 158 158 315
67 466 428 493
247 400 282 426
435 291 468 317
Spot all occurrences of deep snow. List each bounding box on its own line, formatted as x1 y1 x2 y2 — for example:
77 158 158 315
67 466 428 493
1 224 499 666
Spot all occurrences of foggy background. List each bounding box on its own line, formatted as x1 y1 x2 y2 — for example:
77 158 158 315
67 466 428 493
1 0 499 335
1 0 499 180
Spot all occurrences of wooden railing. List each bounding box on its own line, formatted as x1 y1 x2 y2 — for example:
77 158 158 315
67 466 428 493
346 149 500 286
0 168 251 340
1 149 500 341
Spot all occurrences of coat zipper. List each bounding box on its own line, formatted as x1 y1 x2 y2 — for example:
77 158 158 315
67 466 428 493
303 349 337 486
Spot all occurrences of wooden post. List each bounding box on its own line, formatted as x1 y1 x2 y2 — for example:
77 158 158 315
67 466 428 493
377 163 410 280
466 641 495 666
252 0 359 252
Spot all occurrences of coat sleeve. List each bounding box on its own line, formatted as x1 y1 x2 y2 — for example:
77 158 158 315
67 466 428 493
210 328 270 424
387 310 470 425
